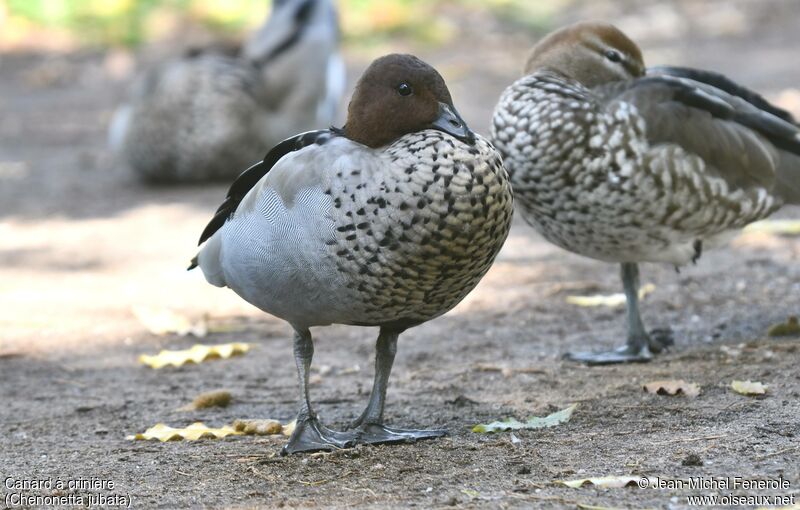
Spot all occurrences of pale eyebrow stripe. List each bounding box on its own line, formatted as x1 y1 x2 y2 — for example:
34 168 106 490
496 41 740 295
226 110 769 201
584 36 642 76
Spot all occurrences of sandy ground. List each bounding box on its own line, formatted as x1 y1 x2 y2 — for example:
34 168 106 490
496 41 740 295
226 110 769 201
1 1 800 508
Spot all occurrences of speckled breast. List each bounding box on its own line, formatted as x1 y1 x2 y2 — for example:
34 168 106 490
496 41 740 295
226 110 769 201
328 131 513 326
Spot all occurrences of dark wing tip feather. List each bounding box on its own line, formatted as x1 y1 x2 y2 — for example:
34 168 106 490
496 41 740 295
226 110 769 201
196 129 337 246
649 65 797 125
633 75 800 157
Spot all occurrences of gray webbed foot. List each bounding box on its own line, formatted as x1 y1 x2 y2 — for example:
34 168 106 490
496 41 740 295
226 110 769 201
355 423 447 445
565 342 653 365
281 414 357 455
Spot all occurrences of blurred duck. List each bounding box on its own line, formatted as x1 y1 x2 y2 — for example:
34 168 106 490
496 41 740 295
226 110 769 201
110 0 345 183
491 21 800 364
191 54 514 453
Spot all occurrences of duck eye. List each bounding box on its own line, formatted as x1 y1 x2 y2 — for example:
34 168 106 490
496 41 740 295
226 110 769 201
605 50 622 63
396 82 413 96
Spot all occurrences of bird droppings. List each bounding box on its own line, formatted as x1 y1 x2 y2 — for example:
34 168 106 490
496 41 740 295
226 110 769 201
232 419 284 436
682 453 704 466
183 390 232 410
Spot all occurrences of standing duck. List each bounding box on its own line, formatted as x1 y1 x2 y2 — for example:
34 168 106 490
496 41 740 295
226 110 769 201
191 54 514 453
491 21 800 364
110 0 344 183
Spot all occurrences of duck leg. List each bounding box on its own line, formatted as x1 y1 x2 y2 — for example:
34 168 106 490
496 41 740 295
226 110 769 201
282 329 356 455
566 263 673 365
350 327 447 445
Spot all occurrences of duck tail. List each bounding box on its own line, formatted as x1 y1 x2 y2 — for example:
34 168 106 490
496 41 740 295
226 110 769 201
187 255 199 271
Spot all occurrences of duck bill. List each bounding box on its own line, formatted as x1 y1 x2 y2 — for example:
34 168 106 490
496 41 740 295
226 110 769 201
430 102 476 145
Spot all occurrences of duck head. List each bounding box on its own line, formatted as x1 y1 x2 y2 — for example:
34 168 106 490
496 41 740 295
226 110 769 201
245 0 339 66
344 54 475 148
524 22 645 87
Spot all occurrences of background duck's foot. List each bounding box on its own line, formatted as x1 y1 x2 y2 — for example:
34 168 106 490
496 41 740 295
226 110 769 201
281 416 356 455
564 342 653 365
648 327 674 353
355 423 447 445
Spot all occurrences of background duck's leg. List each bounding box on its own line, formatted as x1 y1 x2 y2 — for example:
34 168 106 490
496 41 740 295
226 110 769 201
282 328 356 455
351 327 447 444
566 263 671 365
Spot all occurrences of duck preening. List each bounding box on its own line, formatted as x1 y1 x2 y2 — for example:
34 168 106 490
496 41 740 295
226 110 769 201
191 54 514 453
491 21 800 364
110 0 345 183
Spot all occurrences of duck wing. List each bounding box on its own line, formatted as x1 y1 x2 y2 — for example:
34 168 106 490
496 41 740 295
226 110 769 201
594 74 800 198
198 129 339 245
648 65 797 125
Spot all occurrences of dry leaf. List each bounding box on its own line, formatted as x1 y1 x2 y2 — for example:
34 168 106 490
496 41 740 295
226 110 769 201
472 404 576 433
132 305 208 337
180 390 232 411
731 380 768 396
558 476 640 489
139 342 250 369
768 316 800 337
643 380 700 397
744 219 800 236
128 422 241 441
567 284 655 308
232 419 283 435
282 419 296 437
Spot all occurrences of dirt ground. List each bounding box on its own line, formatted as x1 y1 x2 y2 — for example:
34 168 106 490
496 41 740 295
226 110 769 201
1 1 799 508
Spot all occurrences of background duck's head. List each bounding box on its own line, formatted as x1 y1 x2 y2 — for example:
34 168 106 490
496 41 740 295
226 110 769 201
523 21 646 88
244 0 339 67
344 54 475 148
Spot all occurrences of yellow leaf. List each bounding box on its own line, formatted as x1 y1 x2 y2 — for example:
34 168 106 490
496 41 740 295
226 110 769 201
731 380 768 396
232 419 283 435
128 422 241 441
282 419 296 437
567 284 655 308
132 305 207 337
744 219 800 236
643 380 700 397
139 342 250 369
558 476 640 489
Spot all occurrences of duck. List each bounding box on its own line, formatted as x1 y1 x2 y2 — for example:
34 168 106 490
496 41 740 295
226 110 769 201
109 0 345 183
490 21 800 364
190 54 514 453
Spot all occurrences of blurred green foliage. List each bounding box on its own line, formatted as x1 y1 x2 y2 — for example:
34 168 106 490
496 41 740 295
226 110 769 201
1 0 559 48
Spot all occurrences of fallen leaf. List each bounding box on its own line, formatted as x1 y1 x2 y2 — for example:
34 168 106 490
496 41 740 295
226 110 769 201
557 476 640 489
128 422 241 441
232 419 283 435
643 380 700 397
767 316 800 337
744 219 800 236
180 390 232 411
282 420 296 437
472 404 576 433
461 489 481 498
132 305 208 337
567 284 655 308
731 380 768 396
139 343 250 369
